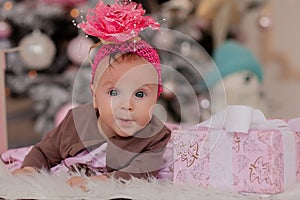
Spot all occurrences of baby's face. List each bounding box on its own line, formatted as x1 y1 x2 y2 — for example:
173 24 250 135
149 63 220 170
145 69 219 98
93 56 159 137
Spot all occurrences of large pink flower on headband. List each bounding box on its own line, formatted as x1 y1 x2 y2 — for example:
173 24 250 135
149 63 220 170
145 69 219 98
78 1 160 44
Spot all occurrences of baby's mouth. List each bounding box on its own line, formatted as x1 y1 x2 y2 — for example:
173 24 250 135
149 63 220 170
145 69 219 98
116 118 134 127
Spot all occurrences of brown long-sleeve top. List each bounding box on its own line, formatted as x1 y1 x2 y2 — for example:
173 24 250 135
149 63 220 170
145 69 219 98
22 103 171 180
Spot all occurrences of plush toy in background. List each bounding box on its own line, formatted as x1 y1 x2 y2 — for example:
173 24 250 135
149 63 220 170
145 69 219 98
196 0 240 50
203 40 268 115
195 0 267 55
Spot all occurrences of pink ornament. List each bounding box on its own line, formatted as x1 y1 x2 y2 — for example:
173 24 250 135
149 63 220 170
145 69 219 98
55 103 77 126
0 21 12 39
67 35 94 65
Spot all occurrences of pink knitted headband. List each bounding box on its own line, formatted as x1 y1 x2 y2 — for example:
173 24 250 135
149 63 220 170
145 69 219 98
78 0 162 96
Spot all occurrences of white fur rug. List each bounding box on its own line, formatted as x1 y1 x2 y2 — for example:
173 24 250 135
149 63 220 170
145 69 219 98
0 163 300 200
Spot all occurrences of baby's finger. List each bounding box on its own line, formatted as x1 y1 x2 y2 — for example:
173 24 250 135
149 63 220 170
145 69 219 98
67 176 89 192
80 184 89 192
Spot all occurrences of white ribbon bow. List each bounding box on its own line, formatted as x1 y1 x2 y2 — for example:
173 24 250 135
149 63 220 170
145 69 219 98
200 105 288 133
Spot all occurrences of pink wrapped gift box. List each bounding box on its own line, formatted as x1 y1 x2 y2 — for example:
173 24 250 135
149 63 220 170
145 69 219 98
173 106 300 194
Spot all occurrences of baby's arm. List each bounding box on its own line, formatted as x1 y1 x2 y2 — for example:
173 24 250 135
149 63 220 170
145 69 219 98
11 132 62 175
11 135 62 174
14 110 84 173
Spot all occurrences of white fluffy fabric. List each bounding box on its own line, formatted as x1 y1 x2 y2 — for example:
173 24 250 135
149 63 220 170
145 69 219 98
0 163 300 200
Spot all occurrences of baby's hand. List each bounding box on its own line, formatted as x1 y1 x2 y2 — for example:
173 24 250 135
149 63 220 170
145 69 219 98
12 166 37 175
91 174 109 181
67 176 89 192
67 175 109 192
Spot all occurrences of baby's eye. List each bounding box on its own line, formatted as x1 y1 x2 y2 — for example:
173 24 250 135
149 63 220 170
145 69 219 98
109 89 119 96
135 91 146 98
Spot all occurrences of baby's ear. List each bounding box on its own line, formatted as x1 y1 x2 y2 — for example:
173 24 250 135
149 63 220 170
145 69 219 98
93 95 97 109
90 86 97 108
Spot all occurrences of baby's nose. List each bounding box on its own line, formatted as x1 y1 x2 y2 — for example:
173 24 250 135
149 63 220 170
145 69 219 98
120 98 133 111
121 104 133 111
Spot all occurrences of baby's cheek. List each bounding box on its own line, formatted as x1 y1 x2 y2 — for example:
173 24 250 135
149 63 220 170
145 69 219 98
136 112 152 127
